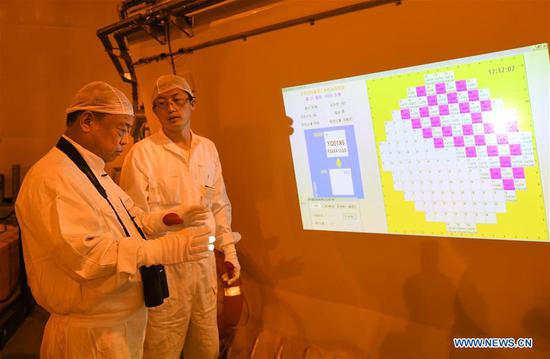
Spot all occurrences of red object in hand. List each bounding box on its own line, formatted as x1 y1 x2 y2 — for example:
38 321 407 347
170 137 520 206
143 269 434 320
162 213 183 226
220 261 242 331
215 251 243 341
224 261 235 280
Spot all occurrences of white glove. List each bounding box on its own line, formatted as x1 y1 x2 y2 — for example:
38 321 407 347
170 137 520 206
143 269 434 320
179 205 209 227
140 205 208 235
141 225 214 266
162 205 209 228
222 243 241 285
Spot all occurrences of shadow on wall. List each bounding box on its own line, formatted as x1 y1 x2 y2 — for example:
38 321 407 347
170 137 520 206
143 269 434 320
448 269 493 359
523 301 550 351
215 113 309 350
379 240 457 358
447 242 550 359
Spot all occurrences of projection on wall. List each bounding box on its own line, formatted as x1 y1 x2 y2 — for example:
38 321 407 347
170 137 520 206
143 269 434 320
282 44 549 242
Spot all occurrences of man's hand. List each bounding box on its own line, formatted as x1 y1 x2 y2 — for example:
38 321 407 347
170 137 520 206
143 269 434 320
163 205 208 227
223 244 240 286
142 224 214 266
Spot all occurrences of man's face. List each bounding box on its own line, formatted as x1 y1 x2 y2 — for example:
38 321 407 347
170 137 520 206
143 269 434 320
90 113 134 162
153 88 195 132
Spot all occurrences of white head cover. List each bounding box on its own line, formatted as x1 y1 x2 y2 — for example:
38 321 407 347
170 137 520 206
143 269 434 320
66 81 134 115
152 74 194 103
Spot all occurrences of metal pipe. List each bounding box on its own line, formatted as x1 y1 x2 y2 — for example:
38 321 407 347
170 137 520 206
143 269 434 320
97 0 401 106
97 0 223 37
119 0 152 19
134 0 401 66
97 0 227 102
98 34 129 81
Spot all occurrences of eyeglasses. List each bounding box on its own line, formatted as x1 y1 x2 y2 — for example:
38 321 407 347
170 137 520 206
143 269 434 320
154 96 195 110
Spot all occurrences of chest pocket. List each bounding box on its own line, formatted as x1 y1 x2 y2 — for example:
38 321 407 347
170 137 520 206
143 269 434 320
197 163 217 188
156 174 183 205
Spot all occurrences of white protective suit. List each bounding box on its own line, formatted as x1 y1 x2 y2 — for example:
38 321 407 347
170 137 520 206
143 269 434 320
15 136 201 359
120 130 240 359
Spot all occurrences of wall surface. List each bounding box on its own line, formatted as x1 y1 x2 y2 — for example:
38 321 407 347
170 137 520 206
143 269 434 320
0 0 128 199
132 1 550 358
1 0 549 358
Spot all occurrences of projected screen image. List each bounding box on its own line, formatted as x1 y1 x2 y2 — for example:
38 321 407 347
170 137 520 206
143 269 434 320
282 44 549 242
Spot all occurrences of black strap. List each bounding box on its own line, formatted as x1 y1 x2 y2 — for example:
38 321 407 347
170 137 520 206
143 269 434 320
120 198 147 239
56 137 144 239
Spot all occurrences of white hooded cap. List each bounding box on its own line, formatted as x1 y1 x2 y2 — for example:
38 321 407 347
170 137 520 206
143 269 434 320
151 74 194 103
66 81 134 116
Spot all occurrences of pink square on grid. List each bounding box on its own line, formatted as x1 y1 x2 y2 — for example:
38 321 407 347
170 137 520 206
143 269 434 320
423 127 433 138
512 167 525 179
484 123 494 134
411 118 421 129
447 92 458 104
456 80 467 91
459 102 470 114
428 95 438 106
430 116 441 127
471 112 482 123
481 100 492 111
474 135 486 146
500 156 512 167
490 168 502 179
468 90 479 101
510 144 522 156
419 107 429 117
503 179 515 191
465 146 477 157
439 105 449 115
442 126 453 137
401 108 411 119
453 136 464 147
487 145 499 156
436 83 446 94
433 137 444 148
416 86 427 96
462 124 473 135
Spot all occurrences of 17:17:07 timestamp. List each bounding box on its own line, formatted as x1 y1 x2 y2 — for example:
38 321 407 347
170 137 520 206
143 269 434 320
489 65 515 75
